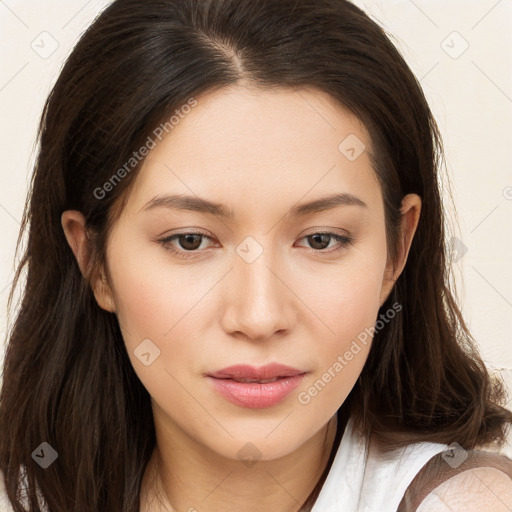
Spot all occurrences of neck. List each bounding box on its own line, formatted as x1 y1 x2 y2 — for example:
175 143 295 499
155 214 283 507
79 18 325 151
140 413 340 512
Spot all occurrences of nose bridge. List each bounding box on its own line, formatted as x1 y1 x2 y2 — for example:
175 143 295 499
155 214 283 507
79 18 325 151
223 236 294 340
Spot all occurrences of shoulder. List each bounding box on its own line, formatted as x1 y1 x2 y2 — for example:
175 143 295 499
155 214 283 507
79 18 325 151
399 448 512 512
417 465 512 511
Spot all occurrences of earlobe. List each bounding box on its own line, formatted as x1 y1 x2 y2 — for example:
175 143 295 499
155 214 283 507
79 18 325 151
91 269 117 314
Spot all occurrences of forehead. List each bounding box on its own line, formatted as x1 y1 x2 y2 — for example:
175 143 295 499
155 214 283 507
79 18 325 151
122 85 382 219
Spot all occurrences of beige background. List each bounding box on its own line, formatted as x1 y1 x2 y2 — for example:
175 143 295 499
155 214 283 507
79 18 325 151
1 0 511 455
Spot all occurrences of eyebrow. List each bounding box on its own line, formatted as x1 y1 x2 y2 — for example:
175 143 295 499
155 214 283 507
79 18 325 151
139 192 367 218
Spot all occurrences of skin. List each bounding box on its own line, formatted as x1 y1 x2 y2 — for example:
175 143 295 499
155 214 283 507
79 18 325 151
62 85 421 512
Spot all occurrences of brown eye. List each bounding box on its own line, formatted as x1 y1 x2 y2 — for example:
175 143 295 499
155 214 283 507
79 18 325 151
158 231 216 259
297 232 354 254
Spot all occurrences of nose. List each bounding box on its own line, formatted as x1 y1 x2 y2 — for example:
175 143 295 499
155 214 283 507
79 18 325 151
220 248 297 342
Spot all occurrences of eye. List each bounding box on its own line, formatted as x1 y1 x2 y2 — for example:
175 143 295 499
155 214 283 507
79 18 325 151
295 232 354 254
158 231 216 259
157 230 354 259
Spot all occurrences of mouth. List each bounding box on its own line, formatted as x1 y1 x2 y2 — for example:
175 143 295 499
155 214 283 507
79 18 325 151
207 363 308 409
208 363 306 381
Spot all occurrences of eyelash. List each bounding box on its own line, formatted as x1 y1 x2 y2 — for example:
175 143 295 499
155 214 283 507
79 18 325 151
157 230 354 259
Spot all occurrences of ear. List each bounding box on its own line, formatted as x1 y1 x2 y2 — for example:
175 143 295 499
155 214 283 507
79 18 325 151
61 210 117 313
379 194 422 306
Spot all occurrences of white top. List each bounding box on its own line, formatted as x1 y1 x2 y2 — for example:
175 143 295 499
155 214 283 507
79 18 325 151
310 414 450 511
2 415 509 511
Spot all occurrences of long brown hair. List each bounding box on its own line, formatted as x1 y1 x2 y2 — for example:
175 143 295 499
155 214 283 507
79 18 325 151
1 0 511 510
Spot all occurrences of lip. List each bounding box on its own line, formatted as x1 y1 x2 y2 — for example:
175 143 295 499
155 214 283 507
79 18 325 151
207 364 307 409
208 363 306 381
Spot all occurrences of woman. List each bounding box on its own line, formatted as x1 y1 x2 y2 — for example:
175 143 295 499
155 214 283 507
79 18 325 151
0 0 511 510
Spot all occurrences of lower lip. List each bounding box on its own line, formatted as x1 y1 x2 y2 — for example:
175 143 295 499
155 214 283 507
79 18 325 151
208 374 306 409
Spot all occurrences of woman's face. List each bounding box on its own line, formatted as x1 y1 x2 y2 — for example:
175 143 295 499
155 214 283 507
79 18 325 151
96 85 415 461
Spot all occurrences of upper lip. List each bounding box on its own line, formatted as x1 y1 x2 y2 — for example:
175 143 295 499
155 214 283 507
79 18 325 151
208 363 306 381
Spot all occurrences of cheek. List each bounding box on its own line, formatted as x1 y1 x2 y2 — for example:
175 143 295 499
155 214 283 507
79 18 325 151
295 269 382 419
110 267 213 416
310 275 379 378
105 238 219 387
298 248 386 342
296 243 387 389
